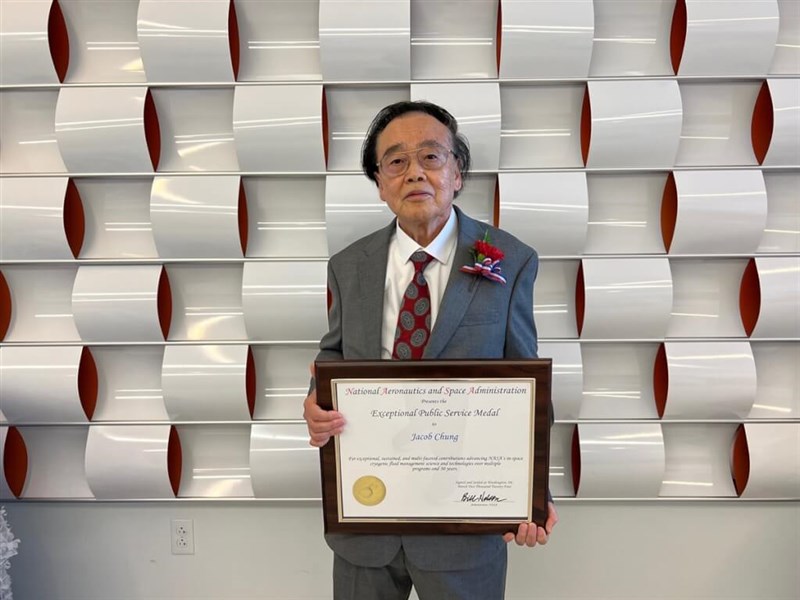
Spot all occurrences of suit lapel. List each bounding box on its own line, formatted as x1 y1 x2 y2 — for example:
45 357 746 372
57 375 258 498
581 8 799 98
357 220 394 358
424 207 486 358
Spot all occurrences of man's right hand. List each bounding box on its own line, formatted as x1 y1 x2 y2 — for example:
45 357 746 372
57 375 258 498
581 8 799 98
303 364 346 447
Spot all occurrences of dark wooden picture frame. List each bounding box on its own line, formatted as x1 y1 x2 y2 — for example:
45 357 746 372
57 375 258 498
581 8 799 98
315 359 552 535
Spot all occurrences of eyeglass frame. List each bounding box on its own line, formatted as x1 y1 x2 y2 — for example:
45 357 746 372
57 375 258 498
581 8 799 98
375 143 458 177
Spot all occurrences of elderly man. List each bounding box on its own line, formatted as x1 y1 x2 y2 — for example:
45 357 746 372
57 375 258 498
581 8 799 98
303 100 558 600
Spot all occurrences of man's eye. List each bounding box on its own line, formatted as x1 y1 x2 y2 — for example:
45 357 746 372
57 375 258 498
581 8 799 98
389 157 406 166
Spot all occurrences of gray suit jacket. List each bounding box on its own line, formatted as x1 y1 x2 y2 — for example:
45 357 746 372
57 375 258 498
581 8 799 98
316 206 539 572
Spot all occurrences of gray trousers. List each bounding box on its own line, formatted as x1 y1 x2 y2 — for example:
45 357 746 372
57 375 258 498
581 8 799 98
333 545 508 600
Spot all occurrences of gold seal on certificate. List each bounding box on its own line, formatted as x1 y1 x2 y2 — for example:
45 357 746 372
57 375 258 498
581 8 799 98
352 475 386 506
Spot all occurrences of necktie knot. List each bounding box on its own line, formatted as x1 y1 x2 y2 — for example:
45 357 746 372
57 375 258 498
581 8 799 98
410 251 434 273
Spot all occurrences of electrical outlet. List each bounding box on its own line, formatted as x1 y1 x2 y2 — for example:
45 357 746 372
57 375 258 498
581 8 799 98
171 519 194 555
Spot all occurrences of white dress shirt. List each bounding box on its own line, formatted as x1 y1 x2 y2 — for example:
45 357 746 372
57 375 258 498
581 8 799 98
380 209 459 359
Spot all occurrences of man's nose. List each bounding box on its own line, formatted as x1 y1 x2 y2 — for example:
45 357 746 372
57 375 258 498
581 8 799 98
405 155 427 181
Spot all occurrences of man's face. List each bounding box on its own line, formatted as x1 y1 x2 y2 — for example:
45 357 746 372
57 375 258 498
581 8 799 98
374 112 463 239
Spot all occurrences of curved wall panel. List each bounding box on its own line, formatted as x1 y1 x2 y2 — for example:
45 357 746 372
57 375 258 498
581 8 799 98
150 87 238 172
759 172 800 253
0 346 96 423
585 80 683 168
177 425 254 498
0 177 78 260
90 346 168 422
137 0 235 83
0 90 66 173
411 83 501 170
0 0 62 84
499 84 584 168
548 424 576 498
666 170 768 255
584 173 667 255
499 0 593 79
677 0 780 76
250 423 321 498
162 345 253 421
667 259 748 338
761 79 800 166
578 258 673 339
72 265 169 342
411 0 497 79
657 342 757 419
537 342 583 420
233 85 325 172
242 261 327 343
243 176 327 258
676 82 762 166
498 172 587 256
55 86 156 173
151 176 244 258
748 257 800 338
588 0 674 76
2 265 79 342
318 0 409 81
453 175 494 226
574 424 666 498
770 0 800 74
165 264 246 341
580 343 659 419
735 424 800 498
749 342 800 419
15 426 93 498
74 178 158 259
252 345 319 420
660 424 738 497
85 425 179 498
59 0 144 83
325 86 411 171
325 175 396 257
235 0 321 81
532 260 579 339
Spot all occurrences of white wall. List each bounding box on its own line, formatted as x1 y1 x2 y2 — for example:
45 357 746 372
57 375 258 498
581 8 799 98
5 501 799 600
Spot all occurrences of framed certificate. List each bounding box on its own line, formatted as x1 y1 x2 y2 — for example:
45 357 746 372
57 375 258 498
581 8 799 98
315 359 552 535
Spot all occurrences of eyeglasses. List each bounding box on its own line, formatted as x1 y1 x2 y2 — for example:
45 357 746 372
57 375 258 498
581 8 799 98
377 144 456 178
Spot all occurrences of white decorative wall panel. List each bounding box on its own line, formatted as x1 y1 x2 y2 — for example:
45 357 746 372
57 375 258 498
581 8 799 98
14 426 92 498
660 424 738 498
252 345 319 420
538 342 583 420
0 0 62 84
137 0 236 83
89 346 167 421
233 85 325 172
176 425 254 498
532 260 579 339
548 424 576 498
498 172 587 256
250 423 320 498
750 342 800 418
319 0 410 81
735 424 800 498
760 78 800 166
0 90 66 173
499 0 594 79
325 175 394 257
771 0 800 74
748 257 800 338
759 172 800 253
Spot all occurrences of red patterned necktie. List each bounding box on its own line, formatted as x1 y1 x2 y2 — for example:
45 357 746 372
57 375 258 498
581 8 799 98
392 251 434 360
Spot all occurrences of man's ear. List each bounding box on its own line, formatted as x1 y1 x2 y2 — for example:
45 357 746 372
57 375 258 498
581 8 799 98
453 168 463 193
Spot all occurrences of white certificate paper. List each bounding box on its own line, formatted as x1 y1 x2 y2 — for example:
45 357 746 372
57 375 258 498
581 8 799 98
333 378 535 523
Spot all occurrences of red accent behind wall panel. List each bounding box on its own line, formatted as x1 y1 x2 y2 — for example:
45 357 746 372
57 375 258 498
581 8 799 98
48 0 69 82
229 0 240 81
580 85 591 166
661 172 678 252
739 258 761 337
575 262 585 335
752 81 774 165
239 180 249 256
246 347 256 419
571 426 581 495
158 267 173 340
168 426 182 497
4 427 28 498
670 0 687 74
78 347 98 421
653 344 668 418
0 272 10 341
64 179 85 258
731 425 750 497
144 89 161 170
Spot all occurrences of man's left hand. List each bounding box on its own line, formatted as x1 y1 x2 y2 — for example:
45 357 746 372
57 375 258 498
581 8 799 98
503 501 558 547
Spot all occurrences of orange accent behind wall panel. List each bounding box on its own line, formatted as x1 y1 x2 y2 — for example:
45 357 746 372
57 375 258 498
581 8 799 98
571 426 581 495
79 347 98 421
64 179 85 258
168 426 182 497
660 172 678 252
322 88 330 168
158 267 173 340
229 0 240 81
575 262 585 335
4 427 28 498
752 81 774 165
0 272 10 341
670 0 687 74
238 180 249 255
495 1 502 73
580 85 591 166
144 89 161 170
653 344 668 418
739 258 761 336
246 347 256 419
731 424 750 497
48 0 69 82
493 175 500 227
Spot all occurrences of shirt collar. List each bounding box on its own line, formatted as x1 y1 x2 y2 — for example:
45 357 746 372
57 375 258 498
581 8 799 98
395 208 458 265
